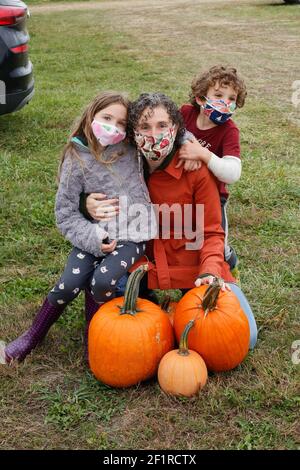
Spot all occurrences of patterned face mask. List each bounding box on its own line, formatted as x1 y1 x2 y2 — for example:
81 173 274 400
202 97 236 125
91 119 126 146
134 125 176 162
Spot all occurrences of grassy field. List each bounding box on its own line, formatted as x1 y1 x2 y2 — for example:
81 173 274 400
0 0 299 450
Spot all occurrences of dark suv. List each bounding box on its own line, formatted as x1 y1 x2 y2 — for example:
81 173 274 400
0 0 34 115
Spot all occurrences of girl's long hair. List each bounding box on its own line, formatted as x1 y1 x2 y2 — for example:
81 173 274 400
57 91 130 182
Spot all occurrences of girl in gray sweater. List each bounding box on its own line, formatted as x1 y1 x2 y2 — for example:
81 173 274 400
1 91 156 365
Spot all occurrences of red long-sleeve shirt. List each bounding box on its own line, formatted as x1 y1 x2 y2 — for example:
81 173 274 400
180 104 241 199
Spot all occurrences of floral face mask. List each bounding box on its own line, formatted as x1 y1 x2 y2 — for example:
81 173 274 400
91 119 126 146
202 97 237 125
134 125 176 162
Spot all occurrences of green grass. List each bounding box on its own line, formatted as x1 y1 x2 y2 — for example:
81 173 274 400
0 0 300 450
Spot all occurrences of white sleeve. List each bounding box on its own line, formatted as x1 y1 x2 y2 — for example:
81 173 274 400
207 154 242 184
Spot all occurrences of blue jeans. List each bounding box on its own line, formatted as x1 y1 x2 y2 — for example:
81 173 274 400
228 283 257 350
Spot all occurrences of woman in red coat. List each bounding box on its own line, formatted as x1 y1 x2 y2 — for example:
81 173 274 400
86 93 257 348
128 93 235 291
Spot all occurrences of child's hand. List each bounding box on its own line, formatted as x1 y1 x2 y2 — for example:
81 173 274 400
176 139 212 166
101 239 117 253
194 275 231 292
87 193 119 221
178 160 201 172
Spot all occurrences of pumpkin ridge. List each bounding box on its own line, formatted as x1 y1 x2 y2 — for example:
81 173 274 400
98 310 123 380
169 353 179 391
226 311 250 353
137 315 153 381
90 313 112 380
89 309 113 369
215 294 241 312
212 312 234 370
207 305 235 369
179 355 189 395
111 315 147 386
190 354 201 392
203 308 221 367
209 305 249 370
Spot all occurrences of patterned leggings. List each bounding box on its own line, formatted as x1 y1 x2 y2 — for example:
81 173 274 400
47 241 146 305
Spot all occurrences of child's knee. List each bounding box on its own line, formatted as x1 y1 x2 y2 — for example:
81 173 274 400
48 281 81 305
91 273 116 299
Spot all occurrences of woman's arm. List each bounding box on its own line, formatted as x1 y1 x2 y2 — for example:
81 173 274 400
79 193 119 222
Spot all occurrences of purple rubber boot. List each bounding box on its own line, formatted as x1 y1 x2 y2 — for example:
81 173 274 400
2 297 66 364
84 289 102 364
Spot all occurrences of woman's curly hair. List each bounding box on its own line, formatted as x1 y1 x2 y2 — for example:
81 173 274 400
190 65 247 108
127 93 185 147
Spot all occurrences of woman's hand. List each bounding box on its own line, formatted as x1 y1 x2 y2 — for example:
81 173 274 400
87 193 119 221
101 239 117 253
194 275 231 292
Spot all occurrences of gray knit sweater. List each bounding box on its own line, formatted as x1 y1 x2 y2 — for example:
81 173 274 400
55 138 157 257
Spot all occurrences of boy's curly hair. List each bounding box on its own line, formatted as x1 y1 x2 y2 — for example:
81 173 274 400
190 66 247 108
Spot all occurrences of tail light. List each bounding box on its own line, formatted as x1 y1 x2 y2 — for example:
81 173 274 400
10 44 28 53
0 6 26 26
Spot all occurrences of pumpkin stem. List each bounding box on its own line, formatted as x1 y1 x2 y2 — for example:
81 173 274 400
178 320 195 356
161 295 171 312
119 265 148 315
201 277 223 317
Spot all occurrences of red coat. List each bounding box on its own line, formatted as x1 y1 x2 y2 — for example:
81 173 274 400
132 151 236 289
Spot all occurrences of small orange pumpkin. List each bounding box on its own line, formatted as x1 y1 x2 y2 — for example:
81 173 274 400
158 320 208 397
173 278 250 372
160 295 177 326
88 265 174 388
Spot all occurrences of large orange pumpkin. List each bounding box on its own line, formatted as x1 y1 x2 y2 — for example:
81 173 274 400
158 320 208 397
173 278 250 372
88 265 174 388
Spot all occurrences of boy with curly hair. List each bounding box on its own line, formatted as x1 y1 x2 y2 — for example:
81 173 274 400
178 65 247 274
